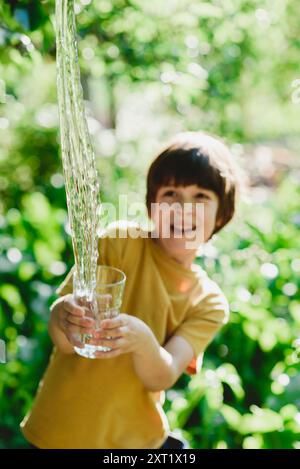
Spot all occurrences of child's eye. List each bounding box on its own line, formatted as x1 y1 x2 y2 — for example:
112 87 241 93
163 190 176 197
195 193 209 200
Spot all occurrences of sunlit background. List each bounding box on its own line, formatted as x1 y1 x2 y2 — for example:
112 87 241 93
0 0 300 449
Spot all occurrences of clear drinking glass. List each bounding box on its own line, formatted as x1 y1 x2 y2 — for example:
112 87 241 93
72 265 126 359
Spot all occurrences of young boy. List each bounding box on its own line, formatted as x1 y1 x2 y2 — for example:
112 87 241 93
21 131 240 449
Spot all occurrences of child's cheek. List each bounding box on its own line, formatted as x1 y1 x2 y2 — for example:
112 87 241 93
203 205 218 238
195 202 205 220
153 204 172 232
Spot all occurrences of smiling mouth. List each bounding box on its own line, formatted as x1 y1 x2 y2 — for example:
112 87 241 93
170 224 197 235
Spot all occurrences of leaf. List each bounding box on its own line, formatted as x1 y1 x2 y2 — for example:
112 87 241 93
220 404 242 429
239 408 283 434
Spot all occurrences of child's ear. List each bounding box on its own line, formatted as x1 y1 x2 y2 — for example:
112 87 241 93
215 218 222 229
211 217 222 237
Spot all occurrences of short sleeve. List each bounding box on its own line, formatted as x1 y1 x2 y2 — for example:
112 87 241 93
174 285 230 375
55 265 76 297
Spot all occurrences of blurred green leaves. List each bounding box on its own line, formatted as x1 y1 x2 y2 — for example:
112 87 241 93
1 0 300 449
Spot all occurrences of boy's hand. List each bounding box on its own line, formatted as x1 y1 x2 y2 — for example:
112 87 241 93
92 314 153 359
52 294 96 348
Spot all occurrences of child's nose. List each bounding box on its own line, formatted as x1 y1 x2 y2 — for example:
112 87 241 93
178 199 197 214
179 195 198 205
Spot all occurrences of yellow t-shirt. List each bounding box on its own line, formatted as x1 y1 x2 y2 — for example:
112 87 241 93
21 220 229 449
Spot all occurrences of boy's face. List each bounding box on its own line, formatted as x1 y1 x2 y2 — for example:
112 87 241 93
150 183 219 267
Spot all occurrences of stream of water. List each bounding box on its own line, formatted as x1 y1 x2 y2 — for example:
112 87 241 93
55 0 101 302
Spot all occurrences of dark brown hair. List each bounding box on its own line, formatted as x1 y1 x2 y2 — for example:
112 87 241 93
146 131 241 236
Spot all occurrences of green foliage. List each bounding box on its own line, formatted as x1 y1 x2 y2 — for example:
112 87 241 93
0 0 300 449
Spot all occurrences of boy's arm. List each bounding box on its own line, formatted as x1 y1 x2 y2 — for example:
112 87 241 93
131 333 194 392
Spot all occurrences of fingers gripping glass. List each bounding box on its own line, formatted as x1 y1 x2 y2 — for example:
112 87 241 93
72 265 126 359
